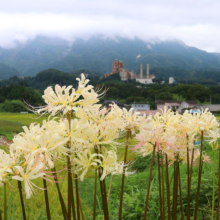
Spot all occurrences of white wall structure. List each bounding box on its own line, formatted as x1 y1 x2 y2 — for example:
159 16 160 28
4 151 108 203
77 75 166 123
131 103 150 111
119 68 127 81
169 77 175 84
136 78 153 84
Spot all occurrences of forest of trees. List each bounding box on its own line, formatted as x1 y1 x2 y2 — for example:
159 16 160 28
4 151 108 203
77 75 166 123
1 68 220 112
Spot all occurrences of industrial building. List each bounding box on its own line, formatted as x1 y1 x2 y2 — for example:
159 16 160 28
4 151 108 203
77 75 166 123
105 60 155 84
136 64 155 84
112 60 124 74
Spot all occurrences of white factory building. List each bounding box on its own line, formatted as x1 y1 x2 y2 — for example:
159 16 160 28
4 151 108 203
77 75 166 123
136 64 155 84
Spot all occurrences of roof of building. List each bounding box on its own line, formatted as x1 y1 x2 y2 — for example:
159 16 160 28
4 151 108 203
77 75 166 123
103 100 127 107
197 104 220 111
157 100 198 105
131 103 149 105
133 110 162 115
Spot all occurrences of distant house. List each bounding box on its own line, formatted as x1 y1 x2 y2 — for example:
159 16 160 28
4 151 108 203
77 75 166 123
103 100 127 109
157 100 198 113
133 109 162 116
197 104 220 113
131 103 150 111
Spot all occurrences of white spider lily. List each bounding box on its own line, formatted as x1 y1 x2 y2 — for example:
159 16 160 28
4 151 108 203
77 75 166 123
96 150 118 181
74 149 98 181
12 162 45 199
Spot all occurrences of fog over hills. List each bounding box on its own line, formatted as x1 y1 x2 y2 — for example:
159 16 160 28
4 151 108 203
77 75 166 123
0 35 220 78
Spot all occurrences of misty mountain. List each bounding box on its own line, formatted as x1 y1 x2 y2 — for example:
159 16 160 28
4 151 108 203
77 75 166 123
0 63 21 79
0 35 220 77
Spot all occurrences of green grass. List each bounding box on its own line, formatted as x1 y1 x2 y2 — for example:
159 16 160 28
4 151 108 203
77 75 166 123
0 113 47 140
0 113 218 219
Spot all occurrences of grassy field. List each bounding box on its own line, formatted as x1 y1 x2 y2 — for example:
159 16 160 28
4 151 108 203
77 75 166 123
0 113 47 140
0 113 219 219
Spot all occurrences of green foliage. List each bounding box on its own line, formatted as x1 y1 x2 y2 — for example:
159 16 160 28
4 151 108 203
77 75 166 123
0 100 26 113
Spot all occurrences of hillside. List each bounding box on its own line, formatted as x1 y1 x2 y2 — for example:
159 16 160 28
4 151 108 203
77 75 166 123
0 63 21 79
0 36 220 77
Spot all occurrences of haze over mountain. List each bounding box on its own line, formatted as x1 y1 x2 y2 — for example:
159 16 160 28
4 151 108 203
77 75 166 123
0 35 220 78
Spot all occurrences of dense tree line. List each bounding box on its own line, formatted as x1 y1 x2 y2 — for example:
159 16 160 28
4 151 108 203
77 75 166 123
1 68 220 112
0 84 43 112
101 82 220 109
0 69 101 90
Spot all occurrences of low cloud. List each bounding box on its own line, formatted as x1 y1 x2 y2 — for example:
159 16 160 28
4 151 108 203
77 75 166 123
1 0 220 52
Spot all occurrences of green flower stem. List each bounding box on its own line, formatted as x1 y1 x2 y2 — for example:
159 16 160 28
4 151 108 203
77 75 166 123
178 163 184 220
157 151 163 219
79 197 85 220
165 154 171 220
107 175 114 204
4 183 7 220
70 174 76 220
0 209 2 220
74 163 80 220
172 161 178 220
143 144 156 220
67 111 73 220
95 145 109 220
118 130 131 220
194 131 204 220
93 170 97 220
212 149 216 220
161 151 165 220
187 145 190 220
17 181 26 220
217 147 220 220
43 178 51 220
52 167 68 220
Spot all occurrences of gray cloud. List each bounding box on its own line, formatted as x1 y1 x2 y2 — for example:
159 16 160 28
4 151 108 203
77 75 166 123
0 0 220 52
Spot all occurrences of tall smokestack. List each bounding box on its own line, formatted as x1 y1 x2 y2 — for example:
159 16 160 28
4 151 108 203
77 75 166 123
140 64 143 79
147 64 150 79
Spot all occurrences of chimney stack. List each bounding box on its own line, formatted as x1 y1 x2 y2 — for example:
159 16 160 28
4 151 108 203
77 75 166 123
147 64 150 79
140 64 143 79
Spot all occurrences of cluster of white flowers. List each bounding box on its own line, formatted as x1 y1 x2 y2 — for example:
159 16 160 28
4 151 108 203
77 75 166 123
1 73 219 199
1 74 149 199
134 107 220 164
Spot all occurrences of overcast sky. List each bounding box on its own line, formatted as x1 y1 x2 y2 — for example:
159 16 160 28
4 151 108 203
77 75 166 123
0 0 220 52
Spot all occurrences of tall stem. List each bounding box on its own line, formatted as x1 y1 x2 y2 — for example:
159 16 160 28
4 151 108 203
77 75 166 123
43 178 51 220
67 111 72 220
157 151 163 219
0 209 2 220
17 181 26 220
212 149 216 220
194 131 204 220
178 163 184 220
161 151 165 220
143 144 156 220
70 173 76 220
217 147 220 220
75 165 80 220
172 161 178 220
187 146 190 220
95 146 109 220
52 167 68 220
118 130 130 220
4 183 7 220
103 175 114 220
93 171 97 220
165 154 171 220
107 175 114 203
79 197 85 220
